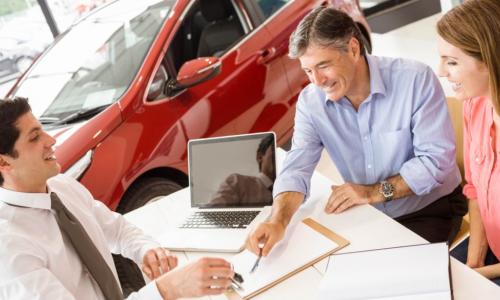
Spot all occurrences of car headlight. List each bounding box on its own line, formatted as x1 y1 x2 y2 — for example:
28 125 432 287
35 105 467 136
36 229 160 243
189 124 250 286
64 150 93 180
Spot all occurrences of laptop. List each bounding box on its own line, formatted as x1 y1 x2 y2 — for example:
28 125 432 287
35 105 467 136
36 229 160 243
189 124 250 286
162 132 275 252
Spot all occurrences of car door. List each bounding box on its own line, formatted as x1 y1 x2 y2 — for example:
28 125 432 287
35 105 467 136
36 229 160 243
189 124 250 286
237 0 326 145
152 0 294 143
256 0 328 113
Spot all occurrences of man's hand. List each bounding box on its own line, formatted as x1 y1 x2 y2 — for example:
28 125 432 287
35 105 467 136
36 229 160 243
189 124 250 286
325 183 381 214
142 247 178 280
155 257 234 300
246 221 285 257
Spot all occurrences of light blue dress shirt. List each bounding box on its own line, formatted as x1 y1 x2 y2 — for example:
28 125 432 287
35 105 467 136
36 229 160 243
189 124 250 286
274 55 461 218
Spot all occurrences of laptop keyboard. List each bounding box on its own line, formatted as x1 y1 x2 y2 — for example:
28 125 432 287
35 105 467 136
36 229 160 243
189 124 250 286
180 210 260 229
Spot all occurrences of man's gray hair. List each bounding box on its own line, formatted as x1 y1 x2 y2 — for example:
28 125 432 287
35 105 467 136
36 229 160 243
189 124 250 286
288 7 366 59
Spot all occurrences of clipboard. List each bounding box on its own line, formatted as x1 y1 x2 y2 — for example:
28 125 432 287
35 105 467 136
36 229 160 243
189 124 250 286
226 217 349 299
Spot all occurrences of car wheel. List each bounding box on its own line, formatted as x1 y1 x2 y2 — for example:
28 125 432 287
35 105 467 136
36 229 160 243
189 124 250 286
114 177 183 297
15 56 34 73
117 177 183 213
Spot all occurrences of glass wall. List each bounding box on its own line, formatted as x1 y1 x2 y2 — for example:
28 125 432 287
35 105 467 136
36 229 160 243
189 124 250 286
0 1 51 86
0 0 110 96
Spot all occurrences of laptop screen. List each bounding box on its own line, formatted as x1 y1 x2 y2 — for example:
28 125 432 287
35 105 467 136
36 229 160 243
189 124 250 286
188 132 276 208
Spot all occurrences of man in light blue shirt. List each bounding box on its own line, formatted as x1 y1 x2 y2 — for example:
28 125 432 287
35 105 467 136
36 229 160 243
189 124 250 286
247 7 466 256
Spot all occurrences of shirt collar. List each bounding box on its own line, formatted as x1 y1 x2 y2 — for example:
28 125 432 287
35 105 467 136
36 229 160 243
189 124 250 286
366 54 387 97
323 54 386 105
0 185 52 210
257 172 273 188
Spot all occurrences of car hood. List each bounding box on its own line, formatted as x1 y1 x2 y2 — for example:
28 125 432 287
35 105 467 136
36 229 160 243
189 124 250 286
44 103 123 172
46 121 88 147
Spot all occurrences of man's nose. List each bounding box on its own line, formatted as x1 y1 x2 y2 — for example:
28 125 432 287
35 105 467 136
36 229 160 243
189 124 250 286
44 132 57 147
311 70 326 86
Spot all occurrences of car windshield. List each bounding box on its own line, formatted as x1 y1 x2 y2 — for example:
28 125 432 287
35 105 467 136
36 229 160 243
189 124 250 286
12 0 171 121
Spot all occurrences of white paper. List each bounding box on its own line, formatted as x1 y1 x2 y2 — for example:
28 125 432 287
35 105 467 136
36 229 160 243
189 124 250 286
231 220 339 298
318 243 451 300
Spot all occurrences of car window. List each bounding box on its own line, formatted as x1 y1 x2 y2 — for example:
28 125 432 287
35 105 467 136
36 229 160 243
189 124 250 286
242 0 291 25
148 0 248 101
13 0 173 121
256 0 290 19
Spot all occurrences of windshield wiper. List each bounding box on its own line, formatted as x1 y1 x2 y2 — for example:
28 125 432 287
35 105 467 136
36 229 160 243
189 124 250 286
39 116 60 124
43 104 110 126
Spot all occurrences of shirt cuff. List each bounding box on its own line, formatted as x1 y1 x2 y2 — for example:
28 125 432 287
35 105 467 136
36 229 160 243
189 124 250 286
273 176 309 200
463 183 477 200
135 242 162 265
399 159 440 196
129 280 163 300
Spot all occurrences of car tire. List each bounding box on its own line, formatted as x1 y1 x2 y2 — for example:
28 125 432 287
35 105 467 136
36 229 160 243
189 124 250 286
15 56 34 73
117 177 183 213
114 177 183 297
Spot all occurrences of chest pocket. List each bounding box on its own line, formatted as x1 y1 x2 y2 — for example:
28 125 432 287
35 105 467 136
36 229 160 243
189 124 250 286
374 128 412 173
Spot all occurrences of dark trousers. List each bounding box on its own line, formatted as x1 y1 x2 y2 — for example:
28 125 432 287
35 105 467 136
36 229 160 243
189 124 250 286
451 237 500 286
395 185 467 244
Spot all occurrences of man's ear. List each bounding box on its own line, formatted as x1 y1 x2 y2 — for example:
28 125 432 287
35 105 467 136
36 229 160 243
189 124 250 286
349 37 360 60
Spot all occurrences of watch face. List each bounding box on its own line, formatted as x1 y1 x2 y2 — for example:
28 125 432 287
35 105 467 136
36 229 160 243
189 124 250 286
382 181 394 197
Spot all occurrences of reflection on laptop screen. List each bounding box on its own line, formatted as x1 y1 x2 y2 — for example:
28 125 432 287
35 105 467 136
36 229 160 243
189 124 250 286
188 132 276 208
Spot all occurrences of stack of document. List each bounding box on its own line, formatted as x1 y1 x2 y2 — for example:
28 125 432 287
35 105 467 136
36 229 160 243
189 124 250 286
318 242 452 300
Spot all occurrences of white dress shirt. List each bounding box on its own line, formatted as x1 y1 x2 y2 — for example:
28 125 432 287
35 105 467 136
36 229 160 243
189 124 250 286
0 174 163 300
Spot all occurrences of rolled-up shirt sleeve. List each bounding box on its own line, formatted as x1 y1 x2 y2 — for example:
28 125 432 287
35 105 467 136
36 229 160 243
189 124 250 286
399 67 460 195
273 89 324 200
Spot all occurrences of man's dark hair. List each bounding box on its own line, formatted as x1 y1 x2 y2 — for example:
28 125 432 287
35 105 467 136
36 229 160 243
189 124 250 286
257 134 275 171
0 97 31 185
288 7 366 59
257 134 274 156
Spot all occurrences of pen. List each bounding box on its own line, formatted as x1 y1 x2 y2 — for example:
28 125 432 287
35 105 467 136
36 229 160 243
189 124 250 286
250 243 264 273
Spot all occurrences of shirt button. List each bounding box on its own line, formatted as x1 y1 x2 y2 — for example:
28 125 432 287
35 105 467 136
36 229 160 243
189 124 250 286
364 136 368 141
367 164 372 169
475 157 480 163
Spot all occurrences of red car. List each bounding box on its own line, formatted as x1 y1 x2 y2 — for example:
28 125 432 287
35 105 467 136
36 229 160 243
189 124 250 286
9 0 371 214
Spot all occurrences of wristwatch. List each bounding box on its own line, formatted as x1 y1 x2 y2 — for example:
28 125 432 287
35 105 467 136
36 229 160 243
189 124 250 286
379 180 394 202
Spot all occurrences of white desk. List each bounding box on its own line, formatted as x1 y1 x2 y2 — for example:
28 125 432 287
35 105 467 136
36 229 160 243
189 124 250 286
125 153 500 299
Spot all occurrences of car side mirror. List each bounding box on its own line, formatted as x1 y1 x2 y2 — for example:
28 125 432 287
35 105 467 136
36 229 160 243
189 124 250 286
166 57 221 96
147 64 168 101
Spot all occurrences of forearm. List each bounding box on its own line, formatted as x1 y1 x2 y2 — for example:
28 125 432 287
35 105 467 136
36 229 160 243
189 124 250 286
368 174 414 204
269 192 304 228
476 263 500 279
386 174 414 200
92 201 160 262
467 199 489 267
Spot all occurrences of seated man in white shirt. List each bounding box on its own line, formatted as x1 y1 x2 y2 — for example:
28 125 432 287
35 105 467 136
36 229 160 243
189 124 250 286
0 97 234 299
